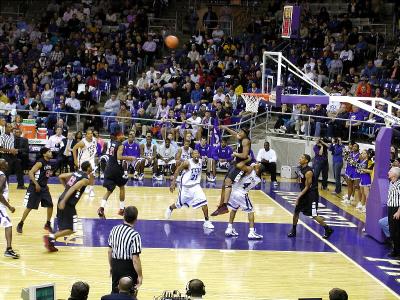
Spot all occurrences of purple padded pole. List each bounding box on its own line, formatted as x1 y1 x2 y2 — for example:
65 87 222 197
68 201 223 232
281 94 329 105
365 127 392 242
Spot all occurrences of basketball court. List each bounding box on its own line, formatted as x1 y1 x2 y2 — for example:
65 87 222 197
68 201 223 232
0 178 399 300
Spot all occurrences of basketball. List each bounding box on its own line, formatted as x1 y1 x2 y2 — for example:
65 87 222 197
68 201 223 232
165 35 179 49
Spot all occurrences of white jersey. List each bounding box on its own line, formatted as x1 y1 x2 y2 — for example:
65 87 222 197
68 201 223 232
232 170 260 195
143 144 154 158
0 171 9 208
181 158 202 186
180 146 192 160
78 137 97 163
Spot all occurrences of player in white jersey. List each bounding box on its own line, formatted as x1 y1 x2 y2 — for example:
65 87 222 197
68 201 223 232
0 159 20 258
72 129 97 197
225 157 264 239
165 149 214 229
139 132 158 178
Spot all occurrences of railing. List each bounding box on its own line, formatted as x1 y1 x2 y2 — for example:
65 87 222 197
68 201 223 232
203 19 234 39
148 12 178 34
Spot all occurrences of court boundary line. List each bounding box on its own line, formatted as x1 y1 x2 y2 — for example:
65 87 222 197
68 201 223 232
259 190 400 299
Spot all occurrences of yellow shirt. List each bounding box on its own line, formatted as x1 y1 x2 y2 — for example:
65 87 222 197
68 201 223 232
0 94 9 104
234 85 243 96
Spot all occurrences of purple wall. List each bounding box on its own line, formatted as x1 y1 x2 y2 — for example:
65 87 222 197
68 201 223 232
365 127 392 242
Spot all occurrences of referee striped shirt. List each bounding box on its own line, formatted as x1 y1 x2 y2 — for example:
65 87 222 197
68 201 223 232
108 224 142 260
387 179 400 207
0 133 14 150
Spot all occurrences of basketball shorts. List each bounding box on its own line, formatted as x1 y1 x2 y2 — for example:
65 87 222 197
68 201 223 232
0 206 12 228
158 159 176 166
143 157 154 168
103 168 128 192
24 184 53 209
224 165 244 183
57 203 77 231
294 190 319 217
228 191 254 213
218 161 230 169
175 185 207 209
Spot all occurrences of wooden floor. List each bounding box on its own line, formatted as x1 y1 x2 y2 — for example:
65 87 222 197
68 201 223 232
0 182 397 300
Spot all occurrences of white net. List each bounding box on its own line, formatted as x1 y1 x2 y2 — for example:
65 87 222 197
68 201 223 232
242 93 269 113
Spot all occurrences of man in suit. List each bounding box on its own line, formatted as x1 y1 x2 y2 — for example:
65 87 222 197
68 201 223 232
58 132 75 173
14 128 29 171
101 277 137 300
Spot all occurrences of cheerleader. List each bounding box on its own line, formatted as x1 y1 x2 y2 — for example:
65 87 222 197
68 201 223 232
356 150 374 213
342 143 361 205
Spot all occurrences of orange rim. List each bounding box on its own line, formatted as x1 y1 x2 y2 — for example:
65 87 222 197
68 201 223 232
241 93 270 101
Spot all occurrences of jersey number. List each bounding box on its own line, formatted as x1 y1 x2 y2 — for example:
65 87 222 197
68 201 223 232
190 168 201 181
67 176 77 187
107 146 115 156
242 182 251 190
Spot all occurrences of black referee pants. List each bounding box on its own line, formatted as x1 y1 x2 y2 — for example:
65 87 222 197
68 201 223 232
2 154 24 187
260 161 277 182
388 206 400 255
111 258 138 293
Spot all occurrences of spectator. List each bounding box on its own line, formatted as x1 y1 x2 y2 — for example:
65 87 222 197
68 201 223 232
46 127 64 156
59 131 76 173
329 138 345 195
187 44 200 63
101 276 137 300
327 104 350 139
142 35 157 66
68 281 90 300
329 288 348 300
65 91 81 113
145 98 158 119
156 138 177 180
202 6 218 34
312 104 328 137
313 139 329 190
104 94 120 116
41 83 54 108
256 141 278 186
361 60 378 79
13 127 29 171
213 138 233 170
111 103 132 134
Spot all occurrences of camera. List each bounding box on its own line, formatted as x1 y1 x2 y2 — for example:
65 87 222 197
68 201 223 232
154 290 188 300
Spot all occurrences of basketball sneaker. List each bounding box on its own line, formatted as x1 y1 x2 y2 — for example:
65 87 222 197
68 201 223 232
356 202 363 210
44 221 53 232
165 207 172 219
118 209 125 216
209 175 216 182
287 230 296 238
97 207 106 219
225 227 239 237
16 222 23 234
43 235 58 252
248 230 263 240
4 248 20 259
203 220 214 229
138 173 144 181
211 203 229 216
155 174 163 181
322 227 334 239
100 173 104 180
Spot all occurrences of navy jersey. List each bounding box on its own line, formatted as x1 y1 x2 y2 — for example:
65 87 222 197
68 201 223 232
58 171 88 206
298 166 318 192
33 158 53 187
236 138 251 163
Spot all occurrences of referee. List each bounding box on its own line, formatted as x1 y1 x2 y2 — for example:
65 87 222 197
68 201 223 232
108 206 143 293
0 123 25 188
387 167 400 258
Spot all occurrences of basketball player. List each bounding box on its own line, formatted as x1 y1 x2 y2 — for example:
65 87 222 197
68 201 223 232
43 161 92 252
99 133 116 180
98 134 137 219
123 132 142 180
175 140 193 169
72 129 97 197
139 133 158 180
211 126 251 216
165 149 214 229
195 136 210 170
17 147 53 234
225 158 264 239
0 159 20 258
287 154 334 239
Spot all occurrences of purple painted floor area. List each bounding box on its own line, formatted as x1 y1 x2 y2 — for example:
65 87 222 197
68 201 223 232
55 218 333 253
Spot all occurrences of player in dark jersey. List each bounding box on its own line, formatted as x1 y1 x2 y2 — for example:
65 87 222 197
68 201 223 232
98 133 137 219
211 126 251 216
287 154 333 239
17 147 53 234
43 161 92 252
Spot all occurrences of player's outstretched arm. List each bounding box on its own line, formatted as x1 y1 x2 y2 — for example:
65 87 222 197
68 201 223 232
170 160 189 192
220 124 238 137
72 140 84 166
58 178 89 209
58 172 73 187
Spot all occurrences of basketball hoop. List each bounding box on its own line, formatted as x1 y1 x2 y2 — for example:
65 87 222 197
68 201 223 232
241 93 271 113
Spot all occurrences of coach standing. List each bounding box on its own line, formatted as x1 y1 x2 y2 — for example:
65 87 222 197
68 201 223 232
387 167 400 258
108 206 143 293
